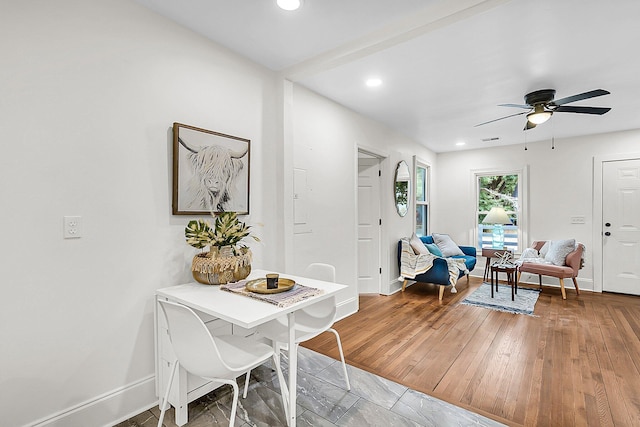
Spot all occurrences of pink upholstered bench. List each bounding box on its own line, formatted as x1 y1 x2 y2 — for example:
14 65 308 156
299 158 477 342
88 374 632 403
516 240 584 300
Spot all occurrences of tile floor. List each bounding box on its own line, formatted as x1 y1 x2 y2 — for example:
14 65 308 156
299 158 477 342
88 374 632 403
116 347 504 427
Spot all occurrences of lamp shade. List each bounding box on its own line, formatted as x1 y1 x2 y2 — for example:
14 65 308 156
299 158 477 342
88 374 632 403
526 104 553 125
482 207 512 225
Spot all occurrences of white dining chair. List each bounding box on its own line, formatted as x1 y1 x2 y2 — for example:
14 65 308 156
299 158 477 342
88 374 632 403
257 263 350 390
157 300 276 427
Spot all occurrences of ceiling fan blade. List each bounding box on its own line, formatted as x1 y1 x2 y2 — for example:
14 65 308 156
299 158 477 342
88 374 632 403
552 89 610 106
475 111 528 127
498 103 531 109
524 121 536 131
554 105 611 115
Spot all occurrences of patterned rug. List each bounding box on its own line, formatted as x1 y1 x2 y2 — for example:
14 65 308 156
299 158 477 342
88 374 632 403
461 283 541 316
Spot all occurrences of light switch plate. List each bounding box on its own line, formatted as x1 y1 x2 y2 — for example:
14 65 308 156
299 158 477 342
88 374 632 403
570 216 586 224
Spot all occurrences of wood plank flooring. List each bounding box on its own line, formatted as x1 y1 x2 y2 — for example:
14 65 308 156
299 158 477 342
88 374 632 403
303 277 640 427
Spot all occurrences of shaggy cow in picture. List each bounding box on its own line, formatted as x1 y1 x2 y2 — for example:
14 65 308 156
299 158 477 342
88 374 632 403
178 137 248 212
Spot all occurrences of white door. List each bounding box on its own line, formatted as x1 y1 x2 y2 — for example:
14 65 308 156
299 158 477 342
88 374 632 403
358 157 381 294
602 159 640 295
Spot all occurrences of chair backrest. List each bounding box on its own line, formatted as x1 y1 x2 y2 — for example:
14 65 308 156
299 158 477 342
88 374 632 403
565 243 585 275
158 300 235 379
304 263 336 283
299 263 337 332
296 297 337 332
531 241 546 252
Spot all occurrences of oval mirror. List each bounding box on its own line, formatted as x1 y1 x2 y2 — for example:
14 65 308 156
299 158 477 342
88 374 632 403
394 160 410 217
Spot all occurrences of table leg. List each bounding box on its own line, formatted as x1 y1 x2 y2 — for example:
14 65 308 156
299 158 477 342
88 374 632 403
287 311 297 427
490 268 494 298
484 257 490 282
272 343 288 420
510 271 514 301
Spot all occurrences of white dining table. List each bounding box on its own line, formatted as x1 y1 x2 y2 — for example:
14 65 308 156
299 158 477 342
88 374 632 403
155 268 346 427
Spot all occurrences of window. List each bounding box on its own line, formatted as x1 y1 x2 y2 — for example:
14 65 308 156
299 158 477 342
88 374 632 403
476 173 521 252
415 163 429 236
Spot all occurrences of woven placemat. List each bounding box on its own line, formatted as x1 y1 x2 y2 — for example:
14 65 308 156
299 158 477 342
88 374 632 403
220 280 324 308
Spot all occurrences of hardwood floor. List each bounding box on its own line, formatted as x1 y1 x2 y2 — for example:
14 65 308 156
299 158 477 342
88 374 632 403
303 276 640 427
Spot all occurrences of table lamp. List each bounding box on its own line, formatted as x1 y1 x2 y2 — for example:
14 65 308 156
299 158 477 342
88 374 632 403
482 207 512 249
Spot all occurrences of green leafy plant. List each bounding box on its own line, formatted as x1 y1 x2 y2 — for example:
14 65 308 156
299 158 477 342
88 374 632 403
185 212 259 252
478 175 518 212
478 174 518 225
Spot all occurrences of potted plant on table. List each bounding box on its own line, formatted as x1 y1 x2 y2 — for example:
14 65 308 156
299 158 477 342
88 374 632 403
185 212 259 285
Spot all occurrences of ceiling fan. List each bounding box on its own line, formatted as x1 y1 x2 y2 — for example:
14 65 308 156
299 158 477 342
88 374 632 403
476 88 611 130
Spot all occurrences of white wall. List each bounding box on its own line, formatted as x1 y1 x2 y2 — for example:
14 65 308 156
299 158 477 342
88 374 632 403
289 85 437 299
433 129 640 291
0 1 280 426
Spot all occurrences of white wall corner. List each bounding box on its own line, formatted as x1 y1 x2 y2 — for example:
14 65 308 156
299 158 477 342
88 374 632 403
336 296 359 321
383 278 409 296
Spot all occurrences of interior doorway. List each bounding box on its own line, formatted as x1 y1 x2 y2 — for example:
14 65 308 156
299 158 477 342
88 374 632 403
602 158 640 296
357 152 382 294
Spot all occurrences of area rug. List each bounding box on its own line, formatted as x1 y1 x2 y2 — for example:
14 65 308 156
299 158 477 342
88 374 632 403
461 283 541 316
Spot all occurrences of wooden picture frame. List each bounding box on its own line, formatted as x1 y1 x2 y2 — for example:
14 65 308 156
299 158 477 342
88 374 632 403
172 122 250 215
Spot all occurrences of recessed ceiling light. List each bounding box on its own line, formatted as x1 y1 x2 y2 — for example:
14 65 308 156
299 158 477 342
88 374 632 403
277 0 302 11
456 142 466 146
365 78 382 88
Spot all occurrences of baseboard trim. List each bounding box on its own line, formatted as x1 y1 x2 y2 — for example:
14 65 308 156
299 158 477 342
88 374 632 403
380 278 407 296
28 375 157 427
336 296 358 321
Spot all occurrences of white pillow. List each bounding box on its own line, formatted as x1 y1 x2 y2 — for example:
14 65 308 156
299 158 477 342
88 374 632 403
539 241 551 258
544 239 576 266
520 247 539 260
432 233 464 257
409 233 429 255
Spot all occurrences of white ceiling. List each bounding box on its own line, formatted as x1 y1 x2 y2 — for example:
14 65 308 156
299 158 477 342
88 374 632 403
135 0 640 153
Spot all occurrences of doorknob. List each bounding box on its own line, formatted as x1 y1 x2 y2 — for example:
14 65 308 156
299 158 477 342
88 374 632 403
604 232 611 236
605 222 611 227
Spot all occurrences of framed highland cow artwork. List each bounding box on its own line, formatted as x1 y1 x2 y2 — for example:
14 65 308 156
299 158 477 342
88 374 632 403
172 122 250 215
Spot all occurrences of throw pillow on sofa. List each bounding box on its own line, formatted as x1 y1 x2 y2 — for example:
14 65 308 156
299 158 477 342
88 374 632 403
432 233 464 257
409 233 429 255
545 239 576 266
425 243 443 257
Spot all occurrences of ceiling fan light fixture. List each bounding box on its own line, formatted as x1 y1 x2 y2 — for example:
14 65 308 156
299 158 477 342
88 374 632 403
277 0 302 11
527 104 553 125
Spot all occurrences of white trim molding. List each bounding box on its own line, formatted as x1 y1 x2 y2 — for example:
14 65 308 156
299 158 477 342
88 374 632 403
470 165 529 253
335 296 359 321
592 152 640 293
29 375 157 427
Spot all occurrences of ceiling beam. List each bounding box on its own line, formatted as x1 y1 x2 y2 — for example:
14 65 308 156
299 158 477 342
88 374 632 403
281 0 513 81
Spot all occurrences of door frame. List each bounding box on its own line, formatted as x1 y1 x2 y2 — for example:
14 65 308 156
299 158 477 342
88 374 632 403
356 145 388 294
593 152 640 292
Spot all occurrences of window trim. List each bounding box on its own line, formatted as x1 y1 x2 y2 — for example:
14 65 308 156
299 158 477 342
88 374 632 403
472 166 528 254
414 157 430 237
